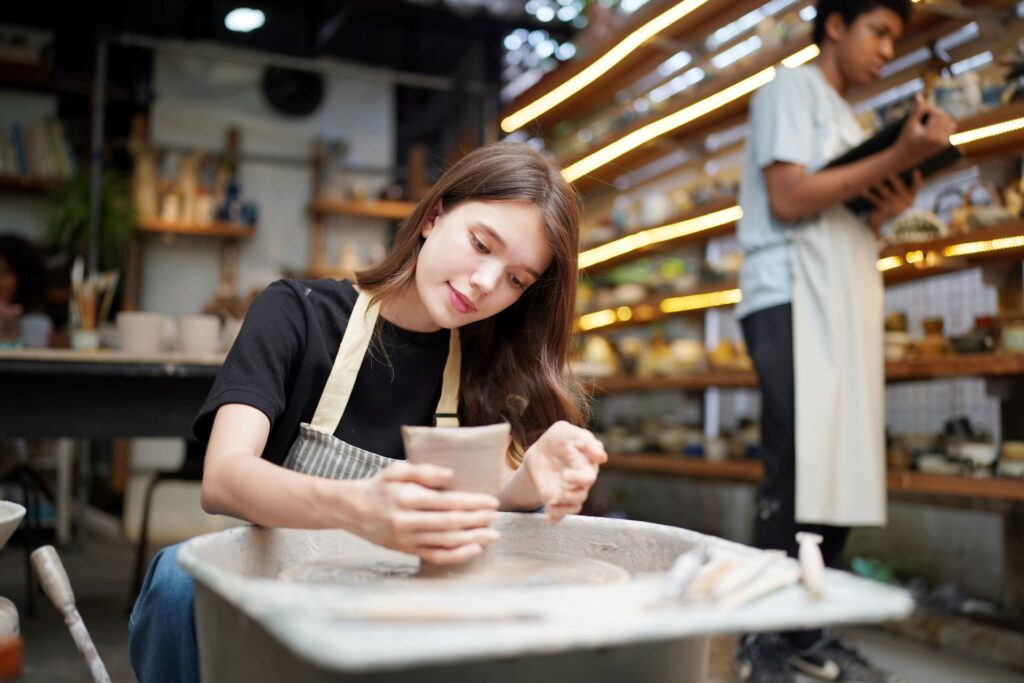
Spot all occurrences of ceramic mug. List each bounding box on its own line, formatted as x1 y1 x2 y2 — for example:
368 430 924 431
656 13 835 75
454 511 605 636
117 312 166 355
19 313 52 348
179 314 221 356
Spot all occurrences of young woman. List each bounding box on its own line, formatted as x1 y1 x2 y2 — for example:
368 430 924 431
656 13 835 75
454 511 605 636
129 141 607 683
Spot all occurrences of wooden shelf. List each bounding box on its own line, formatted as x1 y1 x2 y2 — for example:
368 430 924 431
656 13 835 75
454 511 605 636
0 174 60 193
589 353 1024 393
580 196 739 274
578 280 740 332
880 221 1024 285
577 223 1024 332
309 198 416 220
564 41 1024 192
136 218 256 239
886 352 1024 381
605 453 763 482
531 7 955 145
0 60 56 94
303 265 355 281
604 453 1024 502
591 370 756 393
577 113 1024 276
501 0 765 133
563 38 805 192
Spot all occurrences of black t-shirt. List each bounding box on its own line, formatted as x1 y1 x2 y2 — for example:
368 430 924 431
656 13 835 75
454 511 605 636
192 279 452 464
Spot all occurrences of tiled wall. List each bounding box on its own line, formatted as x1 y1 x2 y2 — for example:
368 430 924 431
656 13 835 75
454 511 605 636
884 268 1002 441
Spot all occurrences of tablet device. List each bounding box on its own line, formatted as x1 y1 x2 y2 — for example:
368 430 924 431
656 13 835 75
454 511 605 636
822 114 962 214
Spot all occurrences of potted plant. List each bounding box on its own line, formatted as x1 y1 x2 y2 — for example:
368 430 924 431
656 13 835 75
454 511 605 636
44 170 135 270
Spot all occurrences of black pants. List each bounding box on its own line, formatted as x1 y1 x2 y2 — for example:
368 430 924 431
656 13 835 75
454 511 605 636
741 303 849 648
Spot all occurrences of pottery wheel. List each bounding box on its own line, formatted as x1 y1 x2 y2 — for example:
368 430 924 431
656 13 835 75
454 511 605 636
278 550 630 587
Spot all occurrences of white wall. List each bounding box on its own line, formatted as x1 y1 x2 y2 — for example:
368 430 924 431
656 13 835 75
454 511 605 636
143 45 396 315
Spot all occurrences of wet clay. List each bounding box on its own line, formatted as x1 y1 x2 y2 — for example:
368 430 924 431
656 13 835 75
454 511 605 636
279 549 630 588
401 423 509 497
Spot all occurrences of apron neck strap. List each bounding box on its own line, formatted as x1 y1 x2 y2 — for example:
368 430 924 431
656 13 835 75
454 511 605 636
310 289 461 434
435 330 460 427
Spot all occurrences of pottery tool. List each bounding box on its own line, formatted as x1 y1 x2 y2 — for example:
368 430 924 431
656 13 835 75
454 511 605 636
796 532 825 598
97 270 120 325
30 546 111 683
662 547 708 598
716 558 801 610
709 552 778 602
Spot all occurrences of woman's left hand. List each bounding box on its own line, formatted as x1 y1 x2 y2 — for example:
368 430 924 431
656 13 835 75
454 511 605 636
523 421 607 523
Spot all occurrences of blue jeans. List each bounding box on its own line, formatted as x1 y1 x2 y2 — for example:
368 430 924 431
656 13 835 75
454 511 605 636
128 543 200 683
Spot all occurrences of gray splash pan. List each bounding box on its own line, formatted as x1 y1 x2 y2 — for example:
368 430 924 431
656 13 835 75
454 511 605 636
179 512 912 683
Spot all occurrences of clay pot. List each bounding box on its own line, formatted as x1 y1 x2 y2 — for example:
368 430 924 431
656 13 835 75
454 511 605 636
402 423 509 497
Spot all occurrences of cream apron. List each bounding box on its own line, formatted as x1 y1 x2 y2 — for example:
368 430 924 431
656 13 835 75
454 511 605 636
281 290 461 478
789 85 886 527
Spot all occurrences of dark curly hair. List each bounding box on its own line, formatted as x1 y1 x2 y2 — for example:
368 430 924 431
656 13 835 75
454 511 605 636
0 234 46 312
813 0 912 45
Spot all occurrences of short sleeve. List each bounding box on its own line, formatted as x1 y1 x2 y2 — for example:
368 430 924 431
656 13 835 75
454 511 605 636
192 281 305 443
750 69 816 170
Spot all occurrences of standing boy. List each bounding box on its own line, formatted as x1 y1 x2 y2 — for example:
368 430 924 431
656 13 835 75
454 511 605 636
734 1 956 681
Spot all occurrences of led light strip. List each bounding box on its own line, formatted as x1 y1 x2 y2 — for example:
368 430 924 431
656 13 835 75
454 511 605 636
578 205 743 269
781 44 819 68
950 117 1024 146
661 288 742 313
563 69 775 182
876 232 1024 272
943 235 1024 257
577 288 742 330
578 308 619 331
562 46 819 183
876 255 903 271
501 0 710 134
576 107 1024 271
560 44 1018 187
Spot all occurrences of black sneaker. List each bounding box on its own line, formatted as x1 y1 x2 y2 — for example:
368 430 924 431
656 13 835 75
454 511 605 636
733 634 797 683
788 634 903 683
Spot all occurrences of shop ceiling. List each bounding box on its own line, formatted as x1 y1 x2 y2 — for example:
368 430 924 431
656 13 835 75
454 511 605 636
3 0 561 82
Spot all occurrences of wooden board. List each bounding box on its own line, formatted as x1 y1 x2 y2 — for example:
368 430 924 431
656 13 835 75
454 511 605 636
604 453 1024 501
0 348 225 367
137 219 256 239
588 353 1024 393
308 199 416 220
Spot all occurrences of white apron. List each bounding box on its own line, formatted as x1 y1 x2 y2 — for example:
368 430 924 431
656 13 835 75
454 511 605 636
789 90 887 527
281 289 461 478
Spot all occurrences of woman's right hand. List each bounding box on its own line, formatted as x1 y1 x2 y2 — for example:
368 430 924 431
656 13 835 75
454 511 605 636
353 461 500 565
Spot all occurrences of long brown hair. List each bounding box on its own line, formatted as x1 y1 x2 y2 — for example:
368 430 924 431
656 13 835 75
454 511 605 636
357 142 585 465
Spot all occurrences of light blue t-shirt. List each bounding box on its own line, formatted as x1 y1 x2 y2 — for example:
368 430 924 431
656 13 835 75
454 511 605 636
736 64 865 319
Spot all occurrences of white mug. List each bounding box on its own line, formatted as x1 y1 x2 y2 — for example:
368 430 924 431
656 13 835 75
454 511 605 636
179 314 221 355
117 312 166 355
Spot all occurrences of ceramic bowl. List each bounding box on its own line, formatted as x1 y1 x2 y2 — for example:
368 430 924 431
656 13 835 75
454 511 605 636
0 501 26 550
1000 459 1024 479
949 441 999 468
